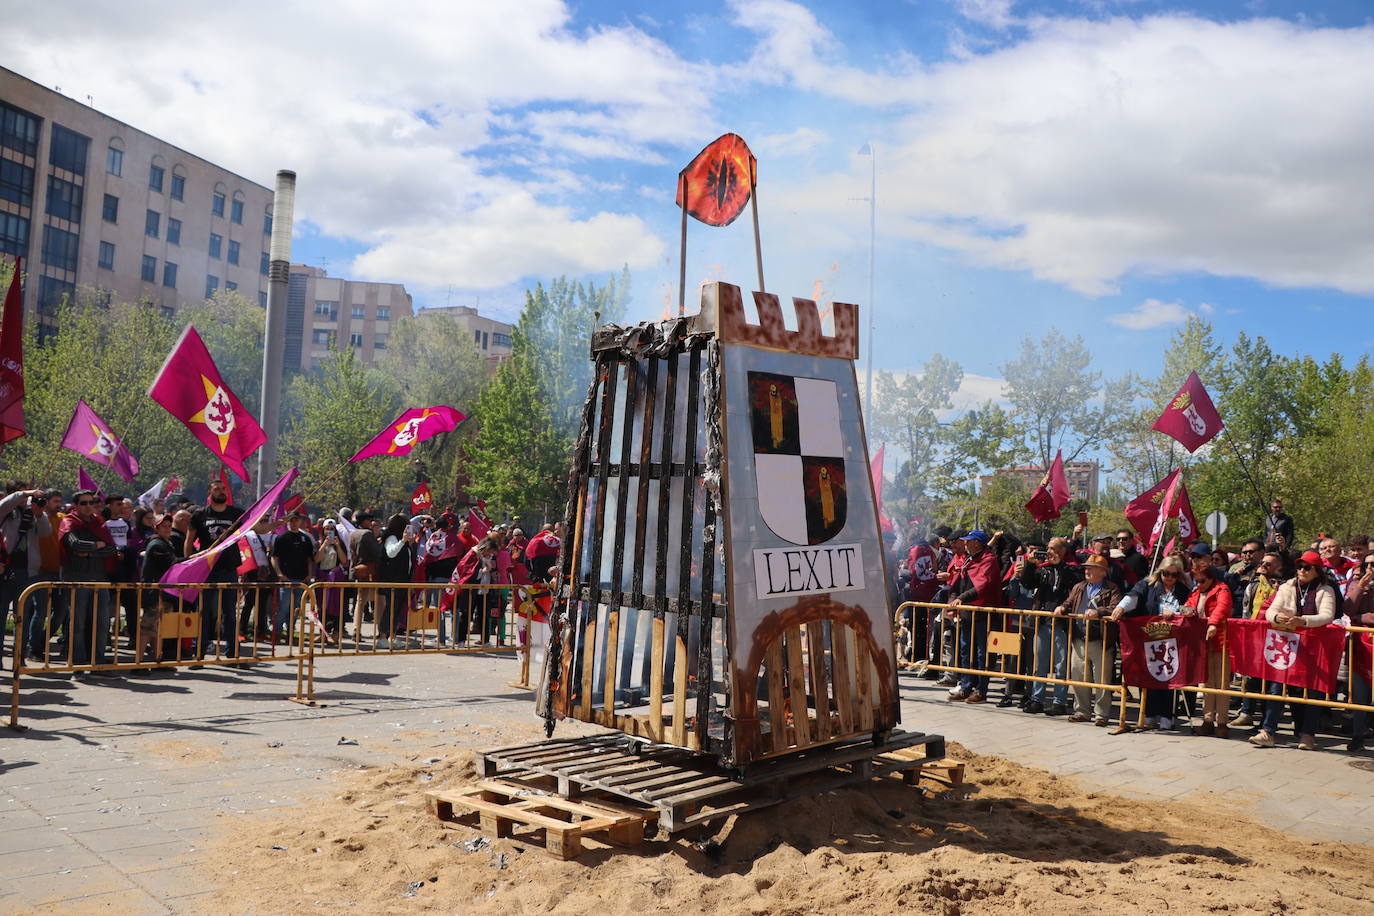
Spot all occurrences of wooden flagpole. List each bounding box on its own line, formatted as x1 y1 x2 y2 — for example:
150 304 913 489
678 173 688 317
749 158 765 293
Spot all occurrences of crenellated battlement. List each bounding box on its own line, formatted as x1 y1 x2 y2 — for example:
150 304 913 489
697 282 859 360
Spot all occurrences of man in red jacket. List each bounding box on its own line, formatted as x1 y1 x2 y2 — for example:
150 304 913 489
945 529 1005 704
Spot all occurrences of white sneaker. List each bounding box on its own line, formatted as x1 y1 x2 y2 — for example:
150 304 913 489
1159 716 1173 730
375 637 391 649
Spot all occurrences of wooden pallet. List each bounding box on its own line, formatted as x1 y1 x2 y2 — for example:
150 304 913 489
476 728 949 833
427 779 658 860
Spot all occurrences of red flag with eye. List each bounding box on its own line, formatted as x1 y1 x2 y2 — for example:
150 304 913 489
676 133 756 227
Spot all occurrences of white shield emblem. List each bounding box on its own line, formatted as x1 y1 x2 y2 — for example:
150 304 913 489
1177 510 1194 539
393 416 425 448
1145 637 1179 681
1183 404 1207 437
1263 629 1300 671
93 430 116 457
203 387 236 437
749 372 846 546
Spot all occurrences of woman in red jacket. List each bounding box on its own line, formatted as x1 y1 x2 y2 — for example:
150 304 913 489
1186 553 1233 736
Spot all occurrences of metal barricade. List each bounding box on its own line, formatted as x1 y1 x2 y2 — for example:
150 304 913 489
895 600 1374 735
9 579 314 728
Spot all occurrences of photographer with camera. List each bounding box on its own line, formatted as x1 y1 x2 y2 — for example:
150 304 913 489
1017 536 1082 715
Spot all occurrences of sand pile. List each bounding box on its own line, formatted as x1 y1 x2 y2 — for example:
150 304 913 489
198 741 1374 915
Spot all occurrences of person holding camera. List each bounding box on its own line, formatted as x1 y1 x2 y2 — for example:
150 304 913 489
1017 537 1082 715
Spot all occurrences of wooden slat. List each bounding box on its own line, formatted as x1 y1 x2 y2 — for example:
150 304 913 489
765 639 787 753
579 609 598 721
495 742 618 765
612 770 702 794
478 736 588 758
784 627 812 747
805 622 831 742
649 616 665 741
854 634 874 732
603 607 620 718
630 358 659 606
830 622 854 735
642 774 736 801
653 353 679 620
671 633 689 746
596 765 686 790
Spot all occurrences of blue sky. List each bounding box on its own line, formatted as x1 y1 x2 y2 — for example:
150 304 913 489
5 0 1372 416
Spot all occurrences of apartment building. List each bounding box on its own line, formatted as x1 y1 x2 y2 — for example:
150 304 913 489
982 460 1101 504
292 264 413 370
0 66 273 335
419 304 513 370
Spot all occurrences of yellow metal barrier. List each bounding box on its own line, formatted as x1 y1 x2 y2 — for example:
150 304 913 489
895 600 1374 734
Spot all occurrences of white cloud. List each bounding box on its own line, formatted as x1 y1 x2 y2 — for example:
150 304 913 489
947 373 1009 413
756 127 827 158
956 0 1019 30
1 0 702 290
748 10 1374 297
1108 298 1192 330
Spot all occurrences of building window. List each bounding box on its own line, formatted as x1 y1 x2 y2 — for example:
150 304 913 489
349 333 363 348
374 338 387 350
149 164 164 192
170 174 184 200
314 301 338 320
227 240 240 265
311 329 331 346
258 291 267 309
45 175 83 222
351 306 364 319
163 261 178 288
211 191 225 217
206 275 219 299
376 306 390 321
145 209 160 238
0 212 28 257
481 331 489 350
141 254 157 282
260 251 269 275
1 102 41 158
230 198 243 224
0 159 34 207
167 217 181 245
41 225 80 271
474 329 481 344
105 145 122 176
48 125 90 175
263 211 272 235
36 276 75 315
98 241 115 270
492 332 511 348
208 233 222 259
225 280 237 291
102 193 118 222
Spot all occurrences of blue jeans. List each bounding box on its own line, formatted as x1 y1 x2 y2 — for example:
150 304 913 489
1030 618 1071 705
1352 676 1371 741
1261 681 1325 736
276 581 306 635
23 572 62 658
956 611 989 694
199 581 240 657
428 576 450 643
70 585 112 667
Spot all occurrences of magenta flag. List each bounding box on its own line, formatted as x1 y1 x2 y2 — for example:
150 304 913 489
61 399 140 483
349 406 466 461
1152 371 1223 453
76 465 104 500
148 325 266 479
0 257 25 451
159 467 299 599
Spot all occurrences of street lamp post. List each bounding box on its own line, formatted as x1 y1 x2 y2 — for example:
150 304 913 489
857 143 876 435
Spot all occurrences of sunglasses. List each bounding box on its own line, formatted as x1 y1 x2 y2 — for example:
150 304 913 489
1115 536 1133 541
1295 563 1315 571
1240 548 1258 555
1160 571 1179 578
75 499 98 505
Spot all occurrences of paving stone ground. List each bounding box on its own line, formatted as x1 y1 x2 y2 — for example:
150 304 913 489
1 653 1370 913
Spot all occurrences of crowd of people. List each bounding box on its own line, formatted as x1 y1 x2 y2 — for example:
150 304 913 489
890 511 1374 754
0 476 564 675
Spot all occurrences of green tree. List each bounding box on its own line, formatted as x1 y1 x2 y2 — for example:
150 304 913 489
930 400 1029 499
870 355 963 520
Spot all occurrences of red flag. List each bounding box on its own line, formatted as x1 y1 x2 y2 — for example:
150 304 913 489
869 445 892 533
1124 469 1179 542
468 507 490 539
1152 371 1223 453
1174 482 1200 545
348 406 467 462
147 325 266 479
1119 615 1208 689
1227 619 1346 694
0 258 25 450
1024 450 1070 523
676 133 756 227
1353 630 1374 684
1146 469 1185 551
411 482 433 515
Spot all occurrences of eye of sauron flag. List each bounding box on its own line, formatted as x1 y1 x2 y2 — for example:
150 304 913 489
676 133 756 227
